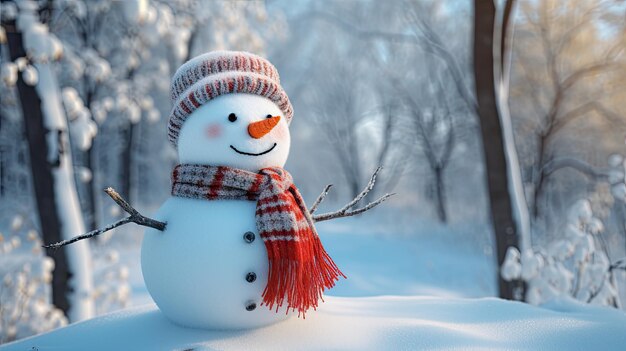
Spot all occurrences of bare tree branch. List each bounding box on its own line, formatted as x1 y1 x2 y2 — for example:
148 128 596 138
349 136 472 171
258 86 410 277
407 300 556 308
542 157 611 181
312 167 394 222
514 51 548 121
43 187 166 250
296 9 477 111
549 101 623 137
610 258 626 272
560 62 620 93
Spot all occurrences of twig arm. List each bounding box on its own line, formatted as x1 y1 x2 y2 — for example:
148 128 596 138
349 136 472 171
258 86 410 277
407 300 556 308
311 167 394 222
43 217 133 249
43 187 166 250
310 184 333 214
338 167 382 213
105 187 139 216
313 193 394 222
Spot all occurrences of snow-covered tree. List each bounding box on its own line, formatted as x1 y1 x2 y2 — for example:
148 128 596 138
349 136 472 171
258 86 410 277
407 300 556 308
503 156 626 307
2 0 94 321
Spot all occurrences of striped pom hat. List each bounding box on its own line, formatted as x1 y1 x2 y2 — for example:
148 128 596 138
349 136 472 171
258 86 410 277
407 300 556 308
168 51 293 147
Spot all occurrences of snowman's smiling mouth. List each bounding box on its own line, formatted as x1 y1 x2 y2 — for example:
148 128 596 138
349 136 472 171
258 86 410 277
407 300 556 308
230 143 277 156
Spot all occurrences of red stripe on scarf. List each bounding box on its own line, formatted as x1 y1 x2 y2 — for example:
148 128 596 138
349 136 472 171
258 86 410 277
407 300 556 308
207 167 224 199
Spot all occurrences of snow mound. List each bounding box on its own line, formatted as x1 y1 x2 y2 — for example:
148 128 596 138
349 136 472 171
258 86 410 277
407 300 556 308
2 296 625 351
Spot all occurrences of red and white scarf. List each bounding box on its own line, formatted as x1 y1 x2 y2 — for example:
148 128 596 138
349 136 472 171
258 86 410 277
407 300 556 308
171 164 345 315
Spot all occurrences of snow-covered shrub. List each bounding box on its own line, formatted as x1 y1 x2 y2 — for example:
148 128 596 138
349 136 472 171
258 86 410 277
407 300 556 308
502 199 621 308
91 247 130 315
0 229 67 343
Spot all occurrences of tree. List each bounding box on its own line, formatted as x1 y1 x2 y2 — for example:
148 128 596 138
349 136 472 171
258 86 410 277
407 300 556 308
2 0 94 321
510 0 626 221
284 0 471 207
398 64 462 223
473 0 529 300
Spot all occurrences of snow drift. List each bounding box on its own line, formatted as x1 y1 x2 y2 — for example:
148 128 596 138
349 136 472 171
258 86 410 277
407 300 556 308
2 295 625 351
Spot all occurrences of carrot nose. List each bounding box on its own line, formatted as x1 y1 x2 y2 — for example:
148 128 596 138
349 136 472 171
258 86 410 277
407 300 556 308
248 116 281 139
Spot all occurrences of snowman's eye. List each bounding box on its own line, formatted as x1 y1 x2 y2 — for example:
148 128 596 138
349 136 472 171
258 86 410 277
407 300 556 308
266 114 272 119
228 113 237 122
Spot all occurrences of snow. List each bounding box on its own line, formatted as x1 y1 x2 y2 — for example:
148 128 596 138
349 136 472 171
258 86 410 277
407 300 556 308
21 65 37 86
2 295 625 351
3 207 625 349
15 1 62 63
501 247 522 281
318 222 495 298
62 87 98 150
1 63 18 86
503 199 622 307
122 0 149 25
497 79 531 251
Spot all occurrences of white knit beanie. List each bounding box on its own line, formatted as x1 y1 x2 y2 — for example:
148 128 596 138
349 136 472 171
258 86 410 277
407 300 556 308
168 51 293 148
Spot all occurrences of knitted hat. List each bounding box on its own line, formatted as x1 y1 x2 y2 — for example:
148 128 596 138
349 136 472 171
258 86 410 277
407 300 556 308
168 51 294 147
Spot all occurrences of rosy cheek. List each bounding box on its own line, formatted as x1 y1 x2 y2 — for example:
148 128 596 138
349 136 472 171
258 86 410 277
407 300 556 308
206 124 222 139
272 123 288 140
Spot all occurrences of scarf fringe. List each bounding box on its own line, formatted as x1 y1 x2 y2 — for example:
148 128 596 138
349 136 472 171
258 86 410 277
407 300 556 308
262 235 346 316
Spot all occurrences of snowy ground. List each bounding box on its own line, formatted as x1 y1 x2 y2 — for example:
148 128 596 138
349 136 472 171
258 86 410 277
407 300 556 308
2 215 626 350
3 295 626 351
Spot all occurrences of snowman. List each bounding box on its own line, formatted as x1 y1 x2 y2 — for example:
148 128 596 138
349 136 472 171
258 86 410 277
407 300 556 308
47 50 390 331
141 51 346 330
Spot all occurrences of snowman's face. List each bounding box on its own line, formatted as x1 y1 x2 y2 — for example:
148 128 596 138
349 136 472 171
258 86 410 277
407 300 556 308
177 94 291 171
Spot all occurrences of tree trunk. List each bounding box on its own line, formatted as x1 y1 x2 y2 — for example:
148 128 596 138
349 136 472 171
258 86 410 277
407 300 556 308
472 0 525 300
84 144 98 231
82 77 98 232
5 18 72 317
531 133 547 218
3 3 94 321
119 121 135 203
434 166 447 223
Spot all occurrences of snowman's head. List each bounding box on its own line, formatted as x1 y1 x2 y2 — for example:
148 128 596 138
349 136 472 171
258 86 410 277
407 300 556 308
168 51 294 172
177 94 290 171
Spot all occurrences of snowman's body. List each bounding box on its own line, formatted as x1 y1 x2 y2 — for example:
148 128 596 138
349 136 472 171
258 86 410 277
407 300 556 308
141 92 294 329
142 198 289 329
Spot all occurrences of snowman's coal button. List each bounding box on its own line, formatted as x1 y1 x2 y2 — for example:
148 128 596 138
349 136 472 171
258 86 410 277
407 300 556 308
245 272 257 283
243 231 255 243
245 301 257 311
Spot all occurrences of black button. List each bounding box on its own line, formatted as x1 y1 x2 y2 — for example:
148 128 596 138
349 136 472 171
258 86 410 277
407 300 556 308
243 231 255 243
245 272 257 283
245 301 257 311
